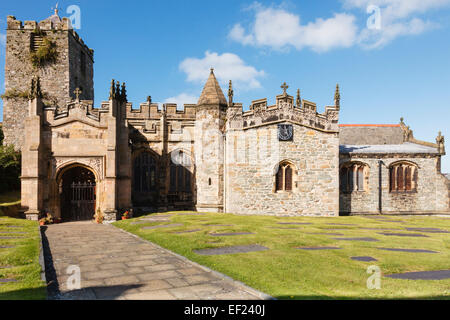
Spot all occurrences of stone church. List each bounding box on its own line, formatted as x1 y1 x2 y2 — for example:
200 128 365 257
2 12 449 222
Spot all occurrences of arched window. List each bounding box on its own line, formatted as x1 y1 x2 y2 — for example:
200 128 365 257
169 151 192 193
390 162 417 193
340 162 368 193
275 162 295 192
133 152 157 193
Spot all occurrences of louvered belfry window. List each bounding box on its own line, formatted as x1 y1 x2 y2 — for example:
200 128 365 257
275 162 294 192
390 163 417 193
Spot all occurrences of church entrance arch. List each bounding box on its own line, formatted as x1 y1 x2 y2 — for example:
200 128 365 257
58 164 97 222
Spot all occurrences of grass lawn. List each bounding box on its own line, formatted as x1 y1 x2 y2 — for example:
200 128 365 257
115 212 450 300
0 217 47 300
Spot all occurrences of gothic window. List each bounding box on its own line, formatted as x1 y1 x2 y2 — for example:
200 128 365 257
275 162 295 192
340 162 368 193
169 151 192 193
390 162 417 193
133 152 157 193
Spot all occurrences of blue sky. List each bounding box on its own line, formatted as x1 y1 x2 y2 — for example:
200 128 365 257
0 0 449 172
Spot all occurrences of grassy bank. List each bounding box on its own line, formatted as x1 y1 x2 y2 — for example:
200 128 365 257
0 217 47 300
115 212 450 299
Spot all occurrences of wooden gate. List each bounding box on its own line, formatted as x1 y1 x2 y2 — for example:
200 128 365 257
70 182 96 221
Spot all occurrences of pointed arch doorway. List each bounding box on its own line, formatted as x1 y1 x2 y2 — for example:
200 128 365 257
59 165 97 222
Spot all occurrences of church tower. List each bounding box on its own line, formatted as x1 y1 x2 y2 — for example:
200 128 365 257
2 9 94 149
194 69 227 212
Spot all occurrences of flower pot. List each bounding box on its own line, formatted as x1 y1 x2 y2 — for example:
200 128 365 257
122 217 129 220
39 222 45 226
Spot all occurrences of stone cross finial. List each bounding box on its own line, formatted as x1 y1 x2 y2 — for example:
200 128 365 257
74 88 82 101
210 67 214 73
281 82 289 95
334 84 340 109
147 96 152 104
228 80 234 106
296 89 301 107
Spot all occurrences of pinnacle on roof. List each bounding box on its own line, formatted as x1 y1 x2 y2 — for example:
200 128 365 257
44 3 62 24
197 68 227 106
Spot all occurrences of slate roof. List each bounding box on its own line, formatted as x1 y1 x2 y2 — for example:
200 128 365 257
197 69 227 106
340 142 439 155
339 125 404 145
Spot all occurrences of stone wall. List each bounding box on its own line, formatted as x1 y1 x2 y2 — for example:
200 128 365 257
226 124 340 216
339 154 450 214
2 16 93 150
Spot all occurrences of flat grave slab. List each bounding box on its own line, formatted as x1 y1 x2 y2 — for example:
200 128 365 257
210 232 254 237
0 232 27 234
173 229 202 234
305 232 345 236
405 228 450 234
326 223 356 226
132 219 170 225
295 246 341 250
0 266 13 269
385 270 450 280
203 224 234 227
278 222 312 225
0 279 17 283
378 232 428 238
194 245 269 256
377 248 438 254
266 226 300 230
359 227 402 231
178 213 206 216
142 224 184 230
333 237 379 242
351 256 378 262
0 236 24 239
0 246 15 249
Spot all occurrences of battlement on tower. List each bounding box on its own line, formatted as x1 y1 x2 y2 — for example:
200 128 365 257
6 15 94 59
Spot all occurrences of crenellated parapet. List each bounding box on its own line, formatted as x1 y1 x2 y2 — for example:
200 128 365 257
226 83 340 133
6 15 94 59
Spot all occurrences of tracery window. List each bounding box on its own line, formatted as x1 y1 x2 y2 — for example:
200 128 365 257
169 151 192 193
390 162 417 193
275 162 294 192
340 162 368 193
133 152 157 193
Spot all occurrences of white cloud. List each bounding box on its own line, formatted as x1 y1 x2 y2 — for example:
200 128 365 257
164 93 198 106
179 51 265 90
343 0 450 48
229 1 450 51
228 5 358 52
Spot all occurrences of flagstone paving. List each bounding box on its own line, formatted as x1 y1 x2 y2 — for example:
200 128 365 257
42 222 267 300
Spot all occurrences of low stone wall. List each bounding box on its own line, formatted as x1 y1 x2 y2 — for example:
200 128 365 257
0 202 22 218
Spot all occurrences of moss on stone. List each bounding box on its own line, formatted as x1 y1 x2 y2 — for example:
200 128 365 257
29 37 58 68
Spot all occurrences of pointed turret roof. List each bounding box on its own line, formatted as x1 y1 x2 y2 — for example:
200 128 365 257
197 69 227 106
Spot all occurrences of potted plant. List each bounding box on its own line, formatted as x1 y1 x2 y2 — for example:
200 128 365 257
94 208 104 224
122 211 130 220
39 213 53 226
39 218 46 226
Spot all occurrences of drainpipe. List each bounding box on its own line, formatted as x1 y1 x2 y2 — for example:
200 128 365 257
378 160 384 215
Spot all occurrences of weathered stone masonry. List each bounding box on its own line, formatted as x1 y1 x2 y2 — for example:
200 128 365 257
2 11 449 221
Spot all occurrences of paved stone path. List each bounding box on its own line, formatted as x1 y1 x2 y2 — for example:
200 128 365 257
42 222 267 300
